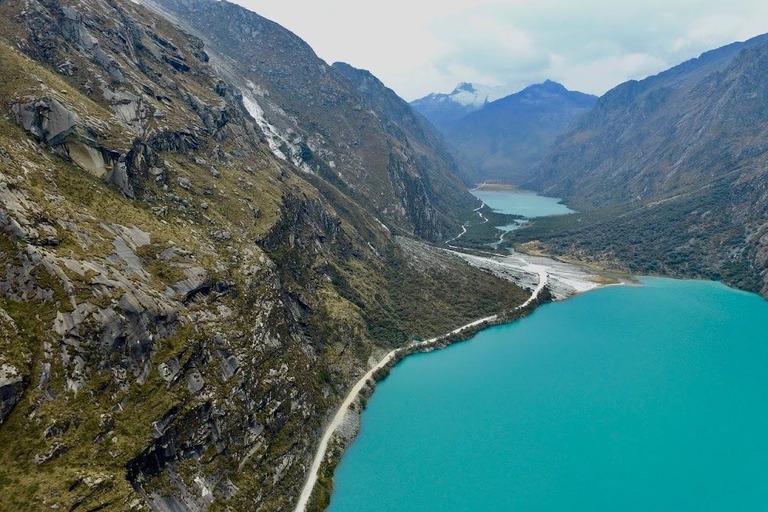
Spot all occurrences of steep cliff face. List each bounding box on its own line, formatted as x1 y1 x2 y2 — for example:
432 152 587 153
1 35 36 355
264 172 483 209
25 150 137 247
0 0 528 510
331 62 475 205
142 0 477 241
514 34 768 297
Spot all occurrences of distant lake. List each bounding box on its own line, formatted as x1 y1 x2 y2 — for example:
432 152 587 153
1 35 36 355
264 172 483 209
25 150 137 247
329 278 768 511
471 186 573 218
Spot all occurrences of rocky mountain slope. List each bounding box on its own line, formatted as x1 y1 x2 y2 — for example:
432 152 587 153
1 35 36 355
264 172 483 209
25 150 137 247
0 0 528 510
445 81 596 184
523 34 768 207
514 34 768 297
143 0 477 242
410 82 518 133
331 62 474 200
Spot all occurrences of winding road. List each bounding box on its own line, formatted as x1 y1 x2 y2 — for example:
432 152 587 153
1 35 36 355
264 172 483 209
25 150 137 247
293 257 548 512
445 202 487 244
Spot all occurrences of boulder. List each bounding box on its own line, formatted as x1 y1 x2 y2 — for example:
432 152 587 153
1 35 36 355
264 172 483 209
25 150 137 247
11 97 83 146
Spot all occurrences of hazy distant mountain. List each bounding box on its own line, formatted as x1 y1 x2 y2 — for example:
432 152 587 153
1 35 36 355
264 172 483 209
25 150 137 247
516 33 768 297
411 82 519 132
446 81 596 184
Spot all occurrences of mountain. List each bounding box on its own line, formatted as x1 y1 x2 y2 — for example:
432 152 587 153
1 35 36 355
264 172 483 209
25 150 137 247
331 62 474 200
446 81 596 184
515 33 768 297
523 34 768 207
0 0 528 510
410 82 518 133
143 0 477 243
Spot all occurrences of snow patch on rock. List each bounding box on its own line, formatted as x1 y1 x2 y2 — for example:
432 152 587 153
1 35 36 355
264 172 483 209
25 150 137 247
240 93 287 160
240 86 314 173
448 82 519 107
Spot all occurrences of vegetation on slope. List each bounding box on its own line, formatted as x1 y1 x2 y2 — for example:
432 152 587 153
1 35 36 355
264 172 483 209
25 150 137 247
519 35 768 297
0 0 528 509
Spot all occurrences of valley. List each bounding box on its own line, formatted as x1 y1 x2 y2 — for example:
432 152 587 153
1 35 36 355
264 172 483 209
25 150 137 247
0 0 767 511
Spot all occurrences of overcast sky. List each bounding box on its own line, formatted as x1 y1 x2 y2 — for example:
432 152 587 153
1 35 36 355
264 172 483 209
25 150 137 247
235 0 768 101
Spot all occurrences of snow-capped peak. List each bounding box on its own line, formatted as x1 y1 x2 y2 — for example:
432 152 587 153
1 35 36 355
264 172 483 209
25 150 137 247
446 83 519 107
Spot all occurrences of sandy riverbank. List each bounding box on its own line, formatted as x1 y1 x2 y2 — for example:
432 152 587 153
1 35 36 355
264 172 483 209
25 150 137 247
448 248 618 300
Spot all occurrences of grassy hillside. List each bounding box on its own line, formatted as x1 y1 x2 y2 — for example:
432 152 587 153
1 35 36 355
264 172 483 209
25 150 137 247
0 0 527 509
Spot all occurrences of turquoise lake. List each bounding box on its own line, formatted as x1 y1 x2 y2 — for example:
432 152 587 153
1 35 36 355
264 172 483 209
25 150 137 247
471 187 573 218
329 278 768 511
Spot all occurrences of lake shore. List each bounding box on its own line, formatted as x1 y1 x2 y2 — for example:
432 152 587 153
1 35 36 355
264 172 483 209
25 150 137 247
450 247 631 299
471 182 521 191
295 242 622 511
326 278 768 511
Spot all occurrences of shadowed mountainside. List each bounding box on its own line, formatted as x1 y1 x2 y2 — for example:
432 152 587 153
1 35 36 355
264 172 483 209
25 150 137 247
145 0 478 241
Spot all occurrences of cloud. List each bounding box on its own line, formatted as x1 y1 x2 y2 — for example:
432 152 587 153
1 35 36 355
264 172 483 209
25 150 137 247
236 0 768 100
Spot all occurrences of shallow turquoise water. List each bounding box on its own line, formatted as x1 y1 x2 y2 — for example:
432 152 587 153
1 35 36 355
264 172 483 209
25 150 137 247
471 188 573 217
329 278 768 511
499 220 527 232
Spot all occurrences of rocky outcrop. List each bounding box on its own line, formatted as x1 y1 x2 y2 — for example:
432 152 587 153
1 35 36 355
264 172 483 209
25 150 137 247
0 363 24 424
12 96 86 147
11 95 140 195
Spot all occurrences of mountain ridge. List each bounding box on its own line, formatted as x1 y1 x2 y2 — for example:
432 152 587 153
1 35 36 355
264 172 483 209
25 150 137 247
514 33 768 298
523 32 768 206
411 80 596 184
409 82 519 133
447 81 596 183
